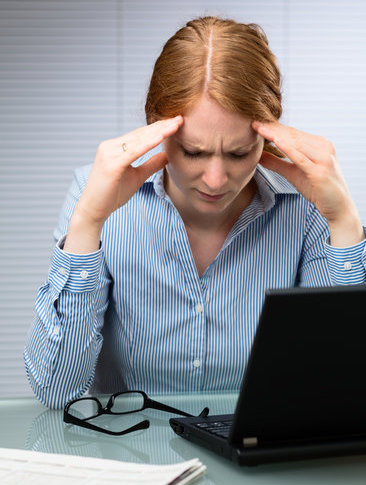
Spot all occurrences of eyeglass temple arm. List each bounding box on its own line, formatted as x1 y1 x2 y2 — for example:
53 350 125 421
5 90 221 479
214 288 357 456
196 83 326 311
145 397 209 418
64 412 150 436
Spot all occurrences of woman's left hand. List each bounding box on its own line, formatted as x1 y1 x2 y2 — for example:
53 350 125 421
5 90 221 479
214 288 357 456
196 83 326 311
252 120 364 247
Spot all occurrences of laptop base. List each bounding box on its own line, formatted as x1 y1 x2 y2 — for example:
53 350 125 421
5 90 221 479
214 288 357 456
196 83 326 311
170 415 366 466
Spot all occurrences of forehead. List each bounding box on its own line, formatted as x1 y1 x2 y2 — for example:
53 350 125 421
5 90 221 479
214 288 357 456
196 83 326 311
175 122 259 150
176 95 258 147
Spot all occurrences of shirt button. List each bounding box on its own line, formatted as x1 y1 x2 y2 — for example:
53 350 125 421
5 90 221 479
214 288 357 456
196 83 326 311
80 270 89 279
193 359 201 368
195 303 204 314
58 267 67 276
344 262 352 271
53 327 60 337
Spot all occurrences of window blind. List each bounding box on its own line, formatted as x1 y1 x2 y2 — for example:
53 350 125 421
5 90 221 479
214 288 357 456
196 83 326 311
0 0 120 397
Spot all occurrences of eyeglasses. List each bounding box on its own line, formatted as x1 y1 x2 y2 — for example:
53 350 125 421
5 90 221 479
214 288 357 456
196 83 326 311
63 390 209 436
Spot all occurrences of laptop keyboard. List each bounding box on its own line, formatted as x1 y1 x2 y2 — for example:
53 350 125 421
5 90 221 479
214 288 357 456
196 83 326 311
195 419 233 439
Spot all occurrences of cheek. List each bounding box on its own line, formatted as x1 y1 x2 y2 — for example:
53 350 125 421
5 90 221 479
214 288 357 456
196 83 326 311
241 145 263 176
235 156 259 181
163 141 195 184
229 158 258 191
165 154 192 186
164 142 184 167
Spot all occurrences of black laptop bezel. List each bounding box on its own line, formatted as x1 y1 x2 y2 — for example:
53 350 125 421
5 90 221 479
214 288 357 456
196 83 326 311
229 284 366 449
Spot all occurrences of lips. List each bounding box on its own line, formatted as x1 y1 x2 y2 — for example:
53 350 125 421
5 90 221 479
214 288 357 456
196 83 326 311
197 190 226 201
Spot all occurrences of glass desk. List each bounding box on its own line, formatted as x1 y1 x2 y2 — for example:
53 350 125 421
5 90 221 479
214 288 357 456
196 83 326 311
1 391 366 484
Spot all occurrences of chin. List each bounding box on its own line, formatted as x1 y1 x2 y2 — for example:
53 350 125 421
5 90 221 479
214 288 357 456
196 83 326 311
194 198 232 214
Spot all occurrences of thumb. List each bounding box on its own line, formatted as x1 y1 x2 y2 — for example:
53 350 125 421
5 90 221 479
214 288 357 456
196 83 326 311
136 152 169 182
259 150 295 181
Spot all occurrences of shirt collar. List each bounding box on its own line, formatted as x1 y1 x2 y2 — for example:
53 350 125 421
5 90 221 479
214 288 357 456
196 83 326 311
145 167 166 198
255 163 298 195
253 164 298 212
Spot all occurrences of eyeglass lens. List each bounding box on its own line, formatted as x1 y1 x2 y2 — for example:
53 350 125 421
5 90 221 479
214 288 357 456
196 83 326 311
67 392 145 420
67 398 100 420
109 392 145 413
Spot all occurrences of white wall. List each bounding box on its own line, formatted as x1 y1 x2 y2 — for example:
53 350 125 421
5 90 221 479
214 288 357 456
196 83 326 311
1 0 365 397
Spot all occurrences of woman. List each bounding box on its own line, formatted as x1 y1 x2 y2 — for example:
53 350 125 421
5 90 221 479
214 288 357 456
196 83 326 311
25 16 366 409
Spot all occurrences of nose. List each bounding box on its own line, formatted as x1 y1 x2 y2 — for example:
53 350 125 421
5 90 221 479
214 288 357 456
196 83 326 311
201 158 229 194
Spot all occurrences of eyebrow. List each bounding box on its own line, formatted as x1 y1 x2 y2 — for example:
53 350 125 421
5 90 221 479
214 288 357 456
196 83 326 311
178 138 258 154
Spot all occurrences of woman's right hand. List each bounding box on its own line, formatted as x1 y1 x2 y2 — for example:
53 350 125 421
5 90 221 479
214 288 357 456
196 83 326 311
63 115 183 254
76 115 183 227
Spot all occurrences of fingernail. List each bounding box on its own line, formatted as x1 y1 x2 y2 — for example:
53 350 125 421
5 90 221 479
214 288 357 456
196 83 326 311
167 116 178 124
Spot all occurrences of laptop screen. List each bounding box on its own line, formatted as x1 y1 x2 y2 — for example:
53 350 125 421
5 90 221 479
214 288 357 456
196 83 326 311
230 285 366 447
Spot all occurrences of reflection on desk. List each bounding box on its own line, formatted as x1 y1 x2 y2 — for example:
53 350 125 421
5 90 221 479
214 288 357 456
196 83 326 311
23 392 236 464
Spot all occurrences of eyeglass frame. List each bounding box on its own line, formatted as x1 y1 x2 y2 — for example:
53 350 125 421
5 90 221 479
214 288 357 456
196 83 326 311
63 390 209 436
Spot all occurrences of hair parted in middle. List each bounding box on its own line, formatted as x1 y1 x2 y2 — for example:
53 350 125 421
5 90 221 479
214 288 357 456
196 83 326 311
145 15 284 158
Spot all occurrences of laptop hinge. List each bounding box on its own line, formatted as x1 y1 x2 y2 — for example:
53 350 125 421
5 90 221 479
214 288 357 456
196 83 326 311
243 437 258 448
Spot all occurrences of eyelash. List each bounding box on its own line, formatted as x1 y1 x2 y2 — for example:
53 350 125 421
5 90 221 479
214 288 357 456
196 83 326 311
182 149 250 160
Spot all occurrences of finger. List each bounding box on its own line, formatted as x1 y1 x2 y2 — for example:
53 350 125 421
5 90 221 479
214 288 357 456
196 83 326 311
259 151 300 182
119 116 183 166
253 122 314 174
297 139 336 166
252 120 315 146
271 136 314 174
253 120 335 165
135 151 169 183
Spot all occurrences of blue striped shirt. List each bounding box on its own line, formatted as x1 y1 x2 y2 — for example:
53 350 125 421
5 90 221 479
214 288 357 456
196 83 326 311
24 157 366 409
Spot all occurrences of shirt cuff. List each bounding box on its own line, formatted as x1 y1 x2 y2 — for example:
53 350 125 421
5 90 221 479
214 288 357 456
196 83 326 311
324 232 366 285
48 235 103 295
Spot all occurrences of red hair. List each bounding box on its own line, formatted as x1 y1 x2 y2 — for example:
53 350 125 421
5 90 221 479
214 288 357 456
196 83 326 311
145 16 284 157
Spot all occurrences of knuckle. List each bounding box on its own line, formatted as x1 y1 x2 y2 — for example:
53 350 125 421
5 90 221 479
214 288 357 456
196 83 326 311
97 140 106 153
96 140 119 169
317 135 334 151
97 139 113 156
325 139 335 154
318 137 336 162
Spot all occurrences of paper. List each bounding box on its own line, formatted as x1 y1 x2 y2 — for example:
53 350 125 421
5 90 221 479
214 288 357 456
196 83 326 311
0 447 206 485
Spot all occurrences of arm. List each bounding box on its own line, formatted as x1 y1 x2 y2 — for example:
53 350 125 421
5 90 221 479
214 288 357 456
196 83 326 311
24 168 111 409
252 120 366 282
24 116 184 409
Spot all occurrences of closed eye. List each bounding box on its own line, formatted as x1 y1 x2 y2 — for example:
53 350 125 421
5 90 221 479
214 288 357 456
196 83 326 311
182 149 250 159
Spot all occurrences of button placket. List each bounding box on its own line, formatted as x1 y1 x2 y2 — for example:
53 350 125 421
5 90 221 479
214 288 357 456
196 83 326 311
169 206 206 387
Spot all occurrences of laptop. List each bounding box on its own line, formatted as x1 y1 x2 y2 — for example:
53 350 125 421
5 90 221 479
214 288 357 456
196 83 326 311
169 284 366 466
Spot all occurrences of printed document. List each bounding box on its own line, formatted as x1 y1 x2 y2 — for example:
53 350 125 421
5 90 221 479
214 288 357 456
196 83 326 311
0 447 206 484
